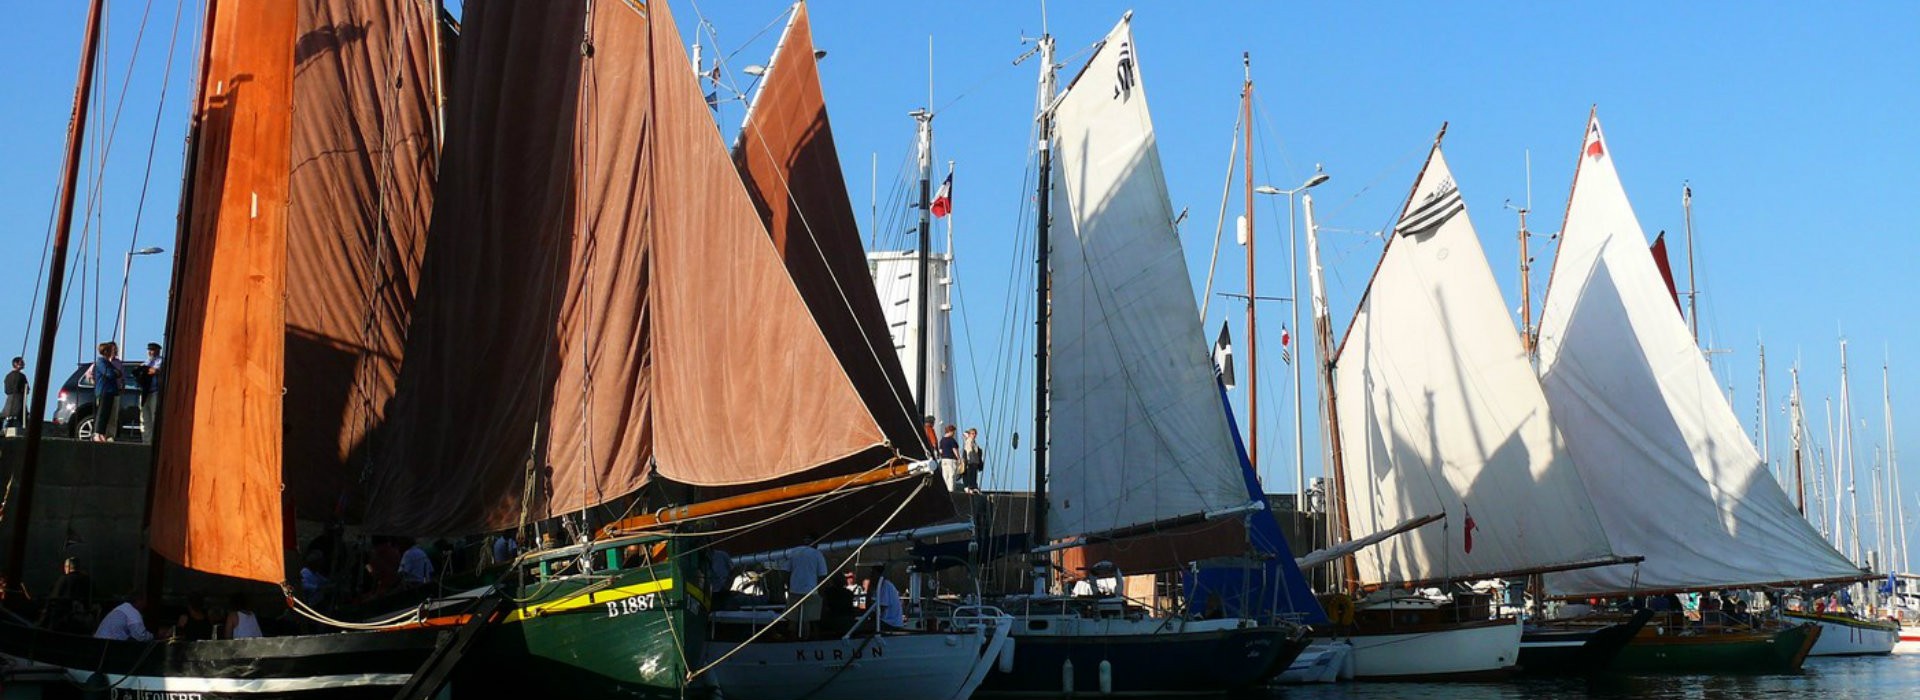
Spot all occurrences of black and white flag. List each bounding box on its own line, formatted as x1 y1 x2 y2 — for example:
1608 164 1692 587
1395 181 1464 237
1213 322 1235 389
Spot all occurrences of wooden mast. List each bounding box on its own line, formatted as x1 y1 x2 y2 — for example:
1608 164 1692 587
7 0 108 587
1301 190 1353 592
1029 33 1057 595
1241 56 1258 475
1792 365 1807 514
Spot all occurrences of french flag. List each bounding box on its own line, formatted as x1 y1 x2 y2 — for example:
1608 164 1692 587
930 173 953 218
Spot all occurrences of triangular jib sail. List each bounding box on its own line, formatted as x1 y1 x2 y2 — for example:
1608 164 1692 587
1046 15 1252 545
1537 111 1862 596
1333 133 1618 587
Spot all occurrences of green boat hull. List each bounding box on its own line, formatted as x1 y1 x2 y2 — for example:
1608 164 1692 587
458 537 710 698
1608 622 1818 674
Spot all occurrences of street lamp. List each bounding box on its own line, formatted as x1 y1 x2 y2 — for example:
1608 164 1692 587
115 246 165 351
1254 168 1329 512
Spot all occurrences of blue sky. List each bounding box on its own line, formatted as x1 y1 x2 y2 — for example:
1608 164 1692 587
4 1 1917 559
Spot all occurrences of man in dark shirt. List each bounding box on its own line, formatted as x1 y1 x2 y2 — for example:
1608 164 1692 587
3 357 25 432
89 342 124 442
135 343 163 443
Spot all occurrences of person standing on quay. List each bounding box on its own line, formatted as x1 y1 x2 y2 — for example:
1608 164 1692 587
3 357 26 433
136 343 163 443
88 342 124 442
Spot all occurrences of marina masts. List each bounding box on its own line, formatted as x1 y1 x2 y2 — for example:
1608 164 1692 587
8 0 106 585
1241 59 1258 475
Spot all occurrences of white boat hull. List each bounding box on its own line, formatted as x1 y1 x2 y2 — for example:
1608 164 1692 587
1898 626 1920 654
1792 614 1897 656
1334 618 1521 681
1273 640 1351 684
704 612 1011 700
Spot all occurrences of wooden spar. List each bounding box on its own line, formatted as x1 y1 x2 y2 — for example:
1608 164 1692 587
1241 58 1257 475
7 0 108 587
1358 555 1646 593
596 459 925 537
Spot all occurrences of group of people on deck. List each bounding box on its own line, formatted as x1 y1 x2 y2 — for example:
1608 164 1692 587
924 417 984 495
754 534 906 637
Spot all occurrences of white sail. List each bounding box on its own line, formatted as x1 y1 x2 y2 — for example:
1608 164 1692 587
1046 16 1250 541
1334 139 1619 586
1537 111 1862 596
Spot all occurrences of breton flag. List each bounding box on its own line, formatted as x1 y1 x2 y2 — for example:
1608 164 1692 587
930 173 954 218
1213 322 1235 389
1395 181 1464 237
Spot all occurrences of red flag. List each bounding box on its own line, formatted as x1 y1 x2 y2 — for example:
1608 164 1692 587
1280 325 1290 348
930 173 953 218
1586 132 1605 160
1463 506 1478 554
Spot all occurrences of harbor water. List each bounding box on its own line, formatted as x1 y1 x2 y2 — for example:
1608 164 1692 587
1272 655 1920 700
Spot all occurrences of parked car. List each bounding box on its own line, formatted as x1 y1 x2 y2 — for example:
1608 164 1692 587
51 362 143 440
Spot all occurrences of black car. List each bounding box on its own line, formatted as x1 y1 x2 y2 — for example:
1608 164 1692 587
51 362 144 440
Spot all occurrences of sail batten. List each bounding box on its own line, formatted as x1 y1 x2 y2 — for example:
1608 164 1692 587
1334 138 1618 587
1045 16 1249 548
1537 112 1862 596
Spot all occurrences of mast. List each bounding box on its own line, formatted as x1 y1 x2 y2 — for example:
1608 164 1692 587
1890 361 1911 572
1829 396 1841 544
1759 341 1771 475
8 0 107 586
1792 365 1806 514
911 108 934 426
1240 57 1258 475
1029 32 1056 595
1682 182 1699 343
1843 338 1862 563
1302 191 1351 591
1513 151 1534 354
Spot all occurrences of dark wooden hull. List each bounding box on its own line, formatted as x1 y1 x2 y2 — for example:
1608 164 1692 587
1609 621 1820 674
976 621 1307 696
1518 609 1655 674
0 617 445 700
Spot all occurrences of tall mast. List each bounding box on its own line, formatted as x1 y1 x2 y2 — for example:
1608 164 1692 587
1303 191 1351 590
1792 365 1806 514
1239 57 1258 476
1887 362 1907 571
1843 338 1862 563
911 108 934 426
8 0 108 585
1682 182 1699 343
1512 151 1534 354
1028 32 1056 595
1759 341 1771 476
1828 396 1841 545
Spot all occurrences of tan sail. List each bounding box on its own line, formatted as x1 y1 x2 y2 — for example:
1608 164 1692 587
732 3 925 458
149 0 298 584
284 0 443 520
365 0 909 536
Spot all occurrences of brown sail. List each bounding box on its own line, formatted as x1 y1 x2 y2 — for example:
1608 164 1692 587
731 3 925 458
149 0 298 584
284 0 443 521
365 0 912 536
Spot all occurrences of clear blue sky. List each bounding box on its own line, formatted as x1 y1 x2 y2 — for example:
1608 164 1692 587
4 2 1917 560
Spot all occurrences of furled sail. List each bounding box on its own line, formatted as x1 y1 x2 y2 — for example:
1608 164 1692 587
1537 111 1862 596
1333 134 1620 587
366 0 904 536
150 0 299 583
284 0 443 520
1046 16 1252 546
731 3 925 458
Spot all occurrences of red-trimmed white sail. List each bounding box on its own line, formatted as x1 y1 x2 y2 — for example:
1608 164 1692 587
1537 111 1862 596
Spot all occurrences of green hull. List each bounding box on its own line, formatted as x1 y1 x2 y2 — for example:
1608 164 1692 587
1609 623 1818 674
458 537 710 698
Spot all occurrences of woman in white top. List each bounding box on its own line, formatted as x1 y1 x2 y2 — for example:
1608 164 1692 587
225 592 264 639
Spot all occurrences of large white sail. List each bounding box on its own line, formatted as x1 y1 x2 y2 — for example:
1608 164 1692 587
1538 111 1862 596
1046 16 1250 541
1334 137 1619 586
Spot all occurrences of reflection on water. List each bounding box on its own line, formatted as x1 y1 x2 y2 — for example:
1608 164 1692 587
1267 655 1920 700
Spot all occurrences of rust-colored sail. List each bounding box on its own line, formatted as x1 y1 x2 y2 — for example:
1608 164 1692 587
731 3 925 459
149 0 298 584
283 0 442 521
647 0 887 486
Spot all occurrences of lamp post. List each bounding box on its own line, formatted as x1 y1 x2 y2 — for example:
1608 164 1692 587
1254 169 1328 512
115 246 165 351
